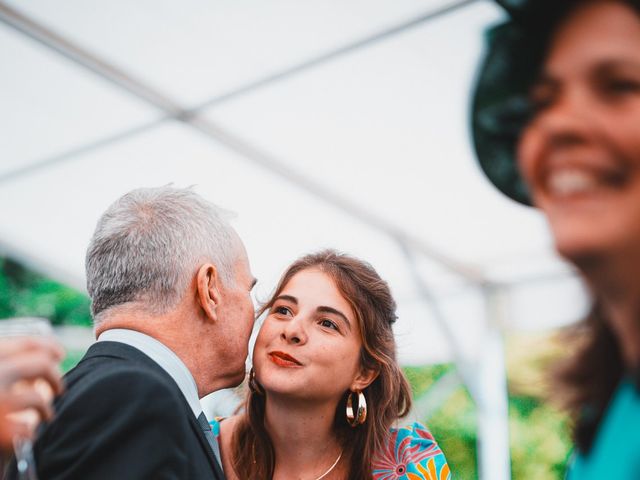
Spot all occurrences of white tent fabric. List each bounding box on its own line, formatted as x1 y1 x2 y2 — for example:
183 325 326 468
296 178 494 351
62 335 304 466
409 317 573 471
0 0 589 361
1 1 591 477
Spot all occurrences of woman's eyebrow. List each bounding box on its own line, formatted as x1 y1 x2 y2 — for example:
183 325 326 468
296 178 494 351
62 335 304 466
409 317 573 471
594 58 640 74
317 306 351 330
274 294 297 304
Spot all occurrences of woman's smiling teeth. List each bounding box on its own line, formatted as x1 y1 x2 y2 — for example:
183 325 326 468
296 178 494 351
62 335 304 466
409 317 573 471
546 167 627 197
547 169 598 196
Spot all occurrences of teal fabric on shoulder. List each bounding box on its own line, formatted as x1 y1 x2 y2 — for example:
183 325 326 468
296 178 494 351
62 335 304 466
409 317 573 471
372 422 450 480
568 378 640 479
209 417 222 438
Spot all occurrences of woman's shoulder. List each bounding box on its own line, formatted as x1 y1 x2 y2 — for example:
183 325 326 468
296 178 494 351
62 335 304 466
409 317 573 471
372 421 451 480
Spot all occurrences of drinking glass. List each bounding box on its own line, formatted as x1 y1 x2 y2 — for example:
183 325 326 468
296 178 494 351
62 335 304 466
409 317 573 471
0 317 55 480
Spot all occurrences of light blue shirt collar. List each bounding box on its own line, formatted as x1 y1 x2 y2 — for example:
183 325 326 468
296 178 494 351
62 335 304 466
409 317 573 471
97 329 202 418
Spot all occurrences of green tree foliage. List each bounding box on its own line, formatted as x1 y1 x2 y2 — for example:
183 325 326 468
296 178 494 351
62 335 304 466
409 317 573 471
509 396 572 479
0 257 91 327
405 365 478 479
404 333 573 480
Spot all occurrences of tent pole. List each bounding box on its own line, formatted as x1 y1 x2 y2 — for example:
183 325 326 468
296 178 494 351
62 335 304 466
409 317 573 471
397 240 480 401
477 284 511 480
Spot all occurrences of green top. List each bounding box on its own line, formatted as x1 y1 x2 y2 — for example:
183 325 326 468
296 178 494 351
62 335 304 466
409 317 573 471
568 377 640 479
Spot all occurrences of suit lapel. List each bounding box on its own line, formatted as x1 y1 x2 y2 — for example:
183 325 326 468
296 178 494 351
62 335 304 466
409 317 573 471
188 414 226 479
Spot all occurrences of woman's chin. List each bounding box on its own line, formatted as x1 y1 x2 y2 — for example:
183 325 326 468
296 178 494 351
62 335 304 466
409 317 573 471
552 227 636 280
547 210 626 261
553 234 608 267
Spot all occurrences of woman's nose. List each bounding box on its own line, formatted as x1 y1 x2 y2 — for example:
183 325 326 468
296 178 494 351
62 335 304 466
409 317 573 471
280 316 307 345
533 88 593 149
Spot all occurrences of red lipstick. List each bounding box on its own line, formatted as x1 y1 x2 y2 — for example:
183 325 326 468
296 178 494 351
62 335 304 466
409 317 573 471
269 351 302 367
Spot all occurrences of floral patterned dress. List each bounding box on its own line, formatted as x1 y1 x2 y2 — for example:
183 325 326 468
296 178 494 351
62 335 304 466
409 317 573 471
372 422 450 480
210 419 450 480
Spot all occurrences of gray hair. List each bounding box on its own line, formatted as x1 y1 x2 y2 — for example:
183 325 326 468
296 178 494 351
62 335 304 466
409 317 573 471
86 186 243 323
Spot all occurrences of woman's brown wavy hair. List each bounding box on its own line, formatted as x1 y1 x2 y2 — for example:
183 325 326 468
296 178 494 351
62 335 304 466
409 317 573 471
555 303 625 454
231 249 412 479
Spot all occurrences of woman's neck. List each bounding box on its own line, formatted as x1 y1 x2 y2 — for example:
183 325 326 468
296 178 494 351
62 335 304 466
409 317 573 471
578 249 640 368
264 395 344 480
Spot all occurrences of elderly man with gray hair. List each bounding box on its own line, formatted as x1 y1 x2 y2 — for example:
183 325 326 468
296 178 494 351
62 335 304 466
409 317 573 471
28 186 256 479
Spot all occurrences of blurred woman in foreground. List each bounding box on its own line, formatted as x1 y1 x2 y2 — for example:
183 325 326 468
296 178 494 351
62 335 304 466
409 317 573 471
212 250 449 479
473 0 640 477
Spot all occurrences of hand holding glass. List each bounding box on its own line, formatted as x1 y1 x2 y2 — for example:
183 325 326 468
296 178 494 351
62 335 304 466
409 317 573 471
0 319 64 479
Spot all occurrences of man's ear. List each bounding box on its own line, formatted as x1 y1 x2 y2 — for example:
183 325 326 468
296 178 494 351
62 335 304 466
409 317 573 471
351 367 379 392
196 263 222 322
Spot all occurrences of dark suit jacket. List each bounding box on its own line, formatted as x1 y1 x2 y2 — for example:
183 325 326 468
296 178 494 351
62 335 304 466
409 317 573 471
28 341 225 480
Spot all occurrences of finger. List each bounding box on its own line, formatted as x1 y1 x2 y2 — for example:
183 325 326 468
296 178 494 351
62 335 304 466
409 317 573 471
1 389 53 421
0 352 63 393
0 337 64 362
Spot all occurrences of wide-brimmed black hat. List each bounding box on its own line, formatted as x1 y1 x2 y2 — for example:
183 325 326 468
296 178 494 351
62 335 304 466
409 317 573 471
470 0 592 205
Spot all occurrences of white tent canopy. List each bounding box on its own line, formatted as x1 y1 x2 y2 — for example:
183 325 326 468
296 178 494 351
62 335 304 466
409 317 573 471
1 1 591 477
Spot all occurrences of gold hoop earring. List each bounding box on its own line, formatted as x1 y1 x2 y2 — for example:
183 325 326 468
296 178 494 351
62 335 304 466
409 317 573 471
346 390 367 427
249 367 264 395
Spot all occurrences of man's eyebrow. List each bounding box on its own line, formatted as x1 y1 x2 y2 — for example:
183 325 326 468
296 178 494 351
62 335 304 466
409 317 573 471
274 294 297 304
317 306 351 330
250 278 257 290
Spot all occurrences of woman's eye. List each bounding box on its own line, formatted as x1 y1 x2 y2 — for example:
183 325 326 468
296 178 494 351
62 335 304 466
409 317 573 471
319 319 338 331
528 87 555 112
273 306 292 316
604 79 640 95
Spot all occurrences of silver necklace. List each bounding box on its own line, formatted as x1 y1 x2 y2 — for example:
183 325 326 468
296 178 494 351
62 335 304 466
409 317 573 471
312 450 343 480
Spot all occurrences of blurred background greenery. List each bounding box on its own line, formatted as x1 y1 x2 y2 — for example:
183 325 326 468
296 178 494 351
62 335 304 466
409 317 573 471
0 256 574 479
0 258 92 327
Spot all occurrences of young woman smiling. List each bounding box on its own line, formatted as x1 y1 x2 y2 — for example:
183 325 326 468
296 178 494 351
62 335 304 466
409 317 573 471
473 1 640 477
212 250 449 480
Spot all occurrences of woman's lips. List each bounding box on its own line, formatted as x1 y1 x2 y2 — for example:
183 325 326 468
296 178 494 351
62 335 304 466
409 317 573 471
269 351 302 367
